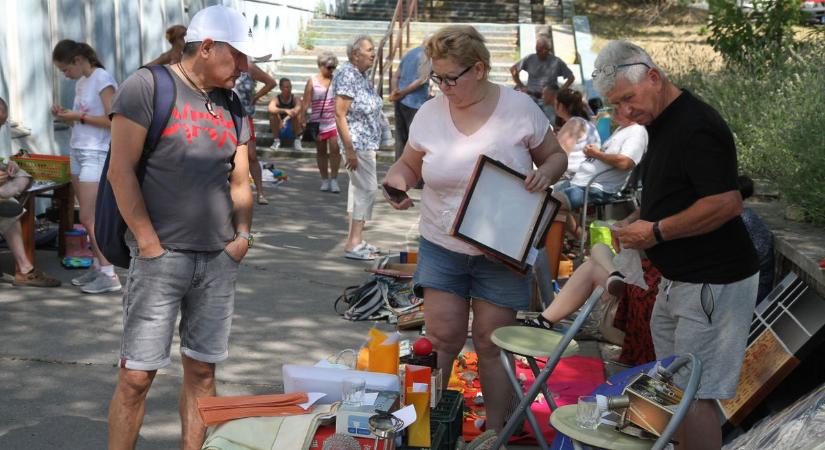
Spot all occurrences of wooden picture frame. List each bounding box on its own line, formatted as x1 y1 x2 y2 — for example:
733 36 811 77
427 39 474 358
451 155 561 273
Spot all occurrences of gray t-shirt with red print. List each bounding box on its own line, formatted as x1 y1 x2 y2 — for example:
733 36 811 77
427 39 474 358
111 66 250 252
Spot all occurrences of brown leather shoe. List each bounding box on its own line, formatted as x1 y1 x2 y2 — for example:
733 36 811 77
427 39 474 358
13 269 61 287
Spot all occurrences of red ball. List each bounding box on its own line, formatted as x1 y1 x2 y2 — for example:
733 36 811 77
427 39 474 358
412 337 433 356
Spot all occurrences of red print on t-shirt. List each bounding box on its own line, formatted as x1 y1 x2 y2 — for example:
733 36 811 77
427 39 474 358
162 103 238 147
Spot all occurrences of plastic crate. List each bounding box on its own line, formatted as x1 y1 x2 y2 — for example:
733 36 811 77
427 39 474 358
399 421 446 450
10 153 71 183
431 389 464 449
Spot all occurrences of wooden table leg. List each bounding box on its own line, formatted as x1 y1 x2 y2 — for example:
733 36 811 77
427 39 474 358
18 194 36 274
55 184 74 257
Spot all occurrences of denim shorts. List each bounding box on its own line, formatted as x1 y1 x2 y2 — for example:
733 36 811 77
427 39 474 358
119 247 240 371
70 148 108 182
413 237 531 310
562 185 618 210
651 273 758 399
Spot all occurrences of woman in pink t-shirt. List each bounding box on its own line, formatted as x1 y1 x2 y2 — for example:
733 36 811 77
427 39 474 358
383 25 568 435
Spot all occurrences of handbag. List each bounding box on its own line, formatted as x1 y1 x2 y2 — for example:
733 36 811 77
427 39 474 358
306 80 329 142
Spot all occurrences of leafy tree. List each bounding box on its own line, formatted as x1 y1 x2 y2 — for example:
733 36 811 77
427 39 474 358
705 0 801 67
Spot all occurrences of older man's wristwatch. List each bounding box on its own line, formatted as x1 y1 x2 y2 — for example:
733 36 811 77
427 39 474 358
235 231 254 248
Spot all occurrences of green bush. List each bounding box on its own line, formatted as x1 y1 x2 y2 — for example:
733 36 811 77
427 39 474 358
674 40 825 224
705 0 801 68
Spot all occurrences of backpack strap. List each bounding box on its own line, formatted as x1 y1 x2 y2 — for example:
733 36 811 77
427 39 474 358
142 65 177 156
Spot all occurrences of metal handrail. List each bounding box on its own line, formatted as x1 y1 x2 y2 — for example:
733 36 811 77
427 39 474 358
370 0 419 97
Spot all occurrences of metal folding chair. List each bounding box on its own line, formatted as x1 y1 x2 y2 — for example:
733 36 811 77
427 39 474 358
550 354 703 450
490 287 605 449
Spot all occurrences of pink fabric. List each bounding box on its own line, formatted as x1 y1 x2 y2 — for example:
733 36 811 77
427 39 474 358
407 87 550 255
512 355 605 444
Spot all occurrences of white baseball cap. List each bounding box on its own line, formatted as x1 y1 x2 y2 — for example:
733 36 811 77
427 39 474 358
185 5 270 59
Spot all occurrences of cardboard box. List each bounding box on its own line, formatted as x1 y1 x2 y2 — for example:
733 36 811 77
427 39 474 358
335 391 400 438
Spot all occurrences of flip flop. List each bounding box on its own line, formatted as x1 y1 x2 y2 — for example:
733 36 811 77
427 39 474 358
345 246 377 261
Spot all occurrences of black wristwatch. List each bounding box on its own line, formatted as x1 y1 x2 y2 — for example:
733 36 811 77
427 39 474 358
235 231 254 248
652 221 665 244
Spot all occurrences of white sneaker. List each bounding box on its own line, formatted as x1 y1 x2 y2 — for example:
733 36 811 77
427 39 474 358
71 269 100 286
270 139 280 150
294 139 303 150
81 272 122 294
320 179 331 192
329 179 341 193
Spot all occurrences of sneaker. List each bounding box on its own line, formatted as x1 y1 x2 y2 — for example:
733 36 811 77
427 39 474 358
269 139 280 150
71 269 100 286
294 139 303 151
13 269 61 287
606 271 627 297
329 179 340 193
320 179 331 192
81 272 122 294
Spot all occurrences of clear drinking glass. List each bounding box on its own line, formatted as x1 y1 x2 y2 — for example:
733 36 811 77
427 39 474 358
576 395 601 430
341 377 366 407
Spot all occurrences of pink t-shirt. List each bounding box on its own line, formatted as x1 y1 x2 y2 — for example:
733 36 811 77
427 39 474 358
408 86 550 255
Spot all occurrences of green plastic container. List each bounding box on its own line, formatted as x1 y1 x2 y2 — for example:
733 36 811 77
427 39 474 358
431 390 464 449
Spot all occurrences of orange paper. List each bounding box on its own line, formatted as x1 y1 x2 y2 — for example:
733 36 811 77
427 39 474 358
196 392 309 426
406 391 431 447
366 329 400 375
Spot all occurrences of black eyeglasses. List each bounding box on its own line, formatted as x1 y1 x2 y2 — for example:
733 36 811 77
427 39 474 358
591 62 651 79
429 65 474 87
326 65 337 70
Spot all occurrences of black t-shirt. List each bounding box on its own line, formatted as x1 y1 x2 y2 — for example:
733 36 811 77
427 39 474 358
639 90 758 284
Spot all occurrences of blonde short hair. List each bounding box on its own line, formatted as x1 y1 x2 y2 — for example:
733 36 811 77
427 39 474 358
425 25 490 76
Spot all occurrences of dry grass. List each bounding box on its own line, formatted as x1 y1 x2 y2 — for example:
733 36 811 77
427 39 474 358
577 0 723 75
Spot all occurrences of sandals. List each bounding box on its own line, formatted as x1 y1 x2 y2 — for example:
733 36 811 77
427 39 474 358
360 241 380 254
520 314 555 331
606 271 627 297
345 246 377 261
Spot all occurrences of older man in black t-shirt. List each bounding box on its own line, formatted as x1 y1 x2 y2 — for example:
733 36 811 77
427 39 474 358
593 41 759 449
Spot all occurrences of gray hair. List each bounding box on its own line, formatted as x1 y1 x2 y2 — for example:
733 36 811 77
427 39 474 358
317 51 338 68
593 40 663 97
536 34 552 49
346 34 374 61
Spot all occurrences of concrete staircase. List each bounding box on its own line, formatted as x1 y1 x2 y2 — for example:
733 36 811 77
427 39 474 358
254 17 519 156
345 0 519 23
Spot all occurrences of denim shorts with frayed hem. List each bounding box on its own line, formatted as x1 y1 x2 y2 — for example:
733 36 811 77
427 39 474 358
119 247 240 371
412 237 531 311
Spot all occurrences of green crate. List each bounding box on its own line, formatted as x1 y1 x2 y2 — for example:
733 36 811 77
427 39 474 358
431 390 464 449
399 421 446 450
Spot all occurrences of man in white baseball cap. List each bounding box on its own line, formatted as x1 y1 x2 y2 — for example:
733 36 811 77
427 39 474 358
105 5 264 450
185 5 270 60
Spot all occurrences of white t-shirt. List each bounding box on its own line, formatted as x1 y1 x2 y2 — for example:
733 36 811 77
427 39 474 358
571 124 647 193
564 116 601 179
70 67 117 151
408 86 550 255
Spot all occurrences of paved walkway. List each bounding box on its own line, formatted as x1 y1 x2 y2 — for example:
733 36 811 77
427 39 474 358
0 157 425 448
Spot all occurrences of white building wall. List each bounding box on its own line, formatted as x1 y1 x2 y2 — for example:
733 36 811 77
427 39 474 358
0 0 345 158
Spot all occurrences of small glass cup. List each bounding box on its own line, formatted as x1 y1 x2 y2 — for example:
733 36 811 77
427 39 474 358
576 395 601 430
341 376 366 408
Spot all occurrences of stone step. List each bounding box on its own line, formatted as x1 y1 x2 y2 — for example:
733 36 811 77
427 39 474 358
310 19 518 33
274 54 517 70
272 68 513 85
345 13 518 23
290 45 519 60
347 4 518 14
310 37 516 51
308 31 517 45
